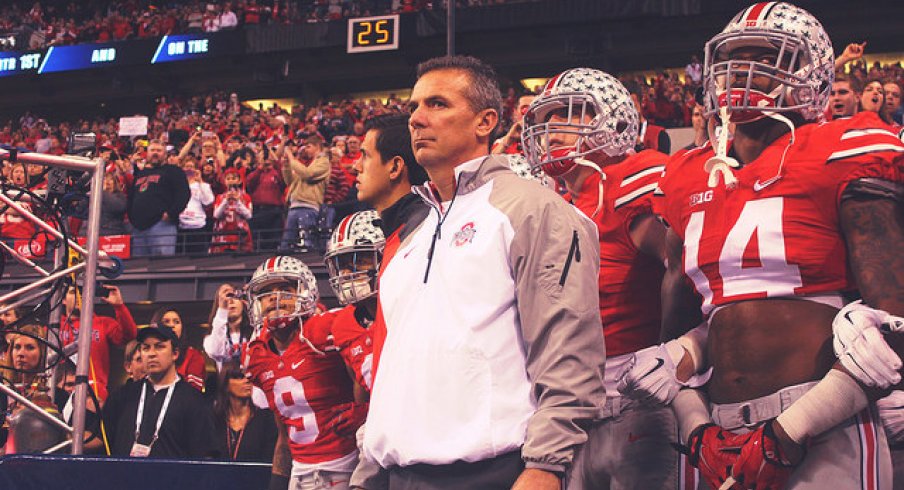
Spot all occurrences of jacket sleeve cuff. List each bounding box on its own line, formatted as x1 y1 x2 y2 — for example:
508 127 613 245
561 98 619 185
523 460 567 474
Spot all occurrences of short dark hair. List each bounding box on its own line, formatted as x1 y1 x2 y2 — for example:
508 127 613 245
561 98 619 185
416 55 502 123
364 114 427 185
305 134 325 148
834 72 863 94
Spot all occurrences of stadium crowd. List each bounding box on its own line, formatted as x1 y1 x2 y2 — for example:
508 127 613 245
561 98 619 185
1 2 904 490
0 0 540 50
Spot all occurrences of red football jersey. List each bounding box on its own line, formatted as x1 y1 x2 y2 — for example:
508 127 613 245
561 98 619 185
655 112 904 316
330 305 374 390
243 314 356 464
572 150 667 357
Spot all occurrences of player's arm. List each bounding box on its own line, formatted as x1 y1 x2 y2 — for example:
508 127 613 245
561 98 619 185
842 193 904 318
729 178 904 487
660 227 703 341
270 413 292 490
628 212 667 262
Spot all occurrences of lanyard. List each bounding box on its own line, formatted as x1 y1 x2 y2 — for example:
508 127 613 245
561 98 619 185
226 425 246 460
134 377 178 448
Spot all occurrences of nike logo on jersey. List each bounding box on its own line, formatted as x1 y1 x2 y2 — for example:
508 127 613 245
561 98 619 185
639 358 665 379
753 176 781 192
291 359 306 370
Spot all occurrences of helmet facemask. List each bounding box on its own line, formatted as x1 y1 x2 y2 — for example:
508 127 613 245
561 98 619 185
248 279 317 331
523 92 613 177
325 247 381 305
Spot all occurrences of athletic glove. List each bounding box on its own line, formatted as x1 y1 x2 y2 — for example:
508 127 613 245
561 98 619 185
617 341 711 405
832 300 904 389
730 420 800 490
682 423 751 490
325 402 368 438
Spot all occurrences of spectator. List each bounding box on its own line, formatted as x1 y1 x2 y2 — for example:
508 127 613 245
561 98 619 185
103 324 218 459
829 73 861 119
685 55 703 85
1 324 66 454
0 324 47 402
626 82 671 153
97 173 128 236
492 93 534 155
210 168 253 253
245 150 285 250
148 308 207 393
321 144 353 231
203 283 253 367
684 103 709 150
860 79 885 115
278 135 330 251
186 5 204 32
128 140 191 257
218 3 239 29
123 339 145 384
178 162 215 254
883 79 903 126
60 284 137 402
212 361 277 463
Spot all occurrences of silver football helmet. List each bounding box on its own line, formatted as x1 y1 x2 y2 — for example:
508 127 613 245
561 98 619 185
522 68 638 177
324 210 385 305
703 2 834 123
245 256 319 332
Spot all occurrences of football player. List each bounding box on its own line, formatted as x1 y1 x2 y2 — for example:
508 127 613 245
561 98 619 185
522 68 690 489
323 210 384 391
242 256 362 490
618 3 904 489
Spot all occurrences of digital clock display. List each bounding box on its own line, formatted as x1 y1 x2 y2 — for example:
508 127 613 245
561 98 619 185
348 15 399 53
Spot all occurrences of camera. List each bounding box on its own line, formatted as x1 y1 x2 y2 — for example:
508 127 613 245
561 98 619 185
206 157 215 165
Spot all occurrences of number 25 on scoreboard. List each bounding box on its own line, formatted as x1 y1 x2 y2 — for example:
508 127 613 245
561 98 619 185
348 15 399 53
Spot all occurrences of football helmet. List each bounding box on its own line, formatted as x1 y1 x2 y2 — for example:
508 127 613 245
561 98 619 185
522 68 638 177
245 256 319 332
324 210 385 305
502 153 552 188
703 2 834 123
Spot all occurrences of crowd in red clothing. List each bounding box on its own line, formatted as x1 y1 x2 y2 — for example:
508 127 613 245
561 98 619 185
0 0 539 50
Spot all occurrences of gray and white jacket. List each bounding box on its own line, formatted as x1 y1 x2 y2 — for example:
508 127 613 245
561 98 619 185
364 154 606 472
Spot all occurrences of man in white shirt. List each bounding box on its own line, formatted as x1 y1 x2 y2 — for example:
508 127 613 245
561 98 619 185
364 55 607 490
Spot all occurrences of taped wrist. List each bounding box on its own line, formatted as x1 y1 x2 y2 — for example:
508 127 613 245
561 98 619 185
675 321 709 373
775 369 868 444
673 388 713 445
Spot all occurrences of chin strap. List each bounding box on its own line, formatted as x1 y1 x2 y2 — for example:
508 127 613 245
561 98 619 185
704 106 797 190
704 107 741 189
572 155 607 219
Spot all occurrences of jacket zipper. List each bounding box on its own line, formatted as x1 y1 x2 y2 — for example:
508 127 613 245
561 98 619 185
559 230 581 286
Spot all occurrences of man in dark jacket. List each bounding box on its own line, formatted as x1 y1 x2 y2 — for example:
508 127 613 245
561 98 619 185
128 140 190 256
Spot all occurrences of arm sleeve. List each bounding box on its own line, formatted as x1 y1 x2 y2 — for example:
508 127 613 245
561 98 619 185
182 350 207 392
108 303 138 346
167 167 192 218
245 169 261 193
202 308 232 364
281 158 295 185
832 115 904 206
236 195 253 219
294 154 330 183
509 197 606 472
198 183 215 206
212 195 228 219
